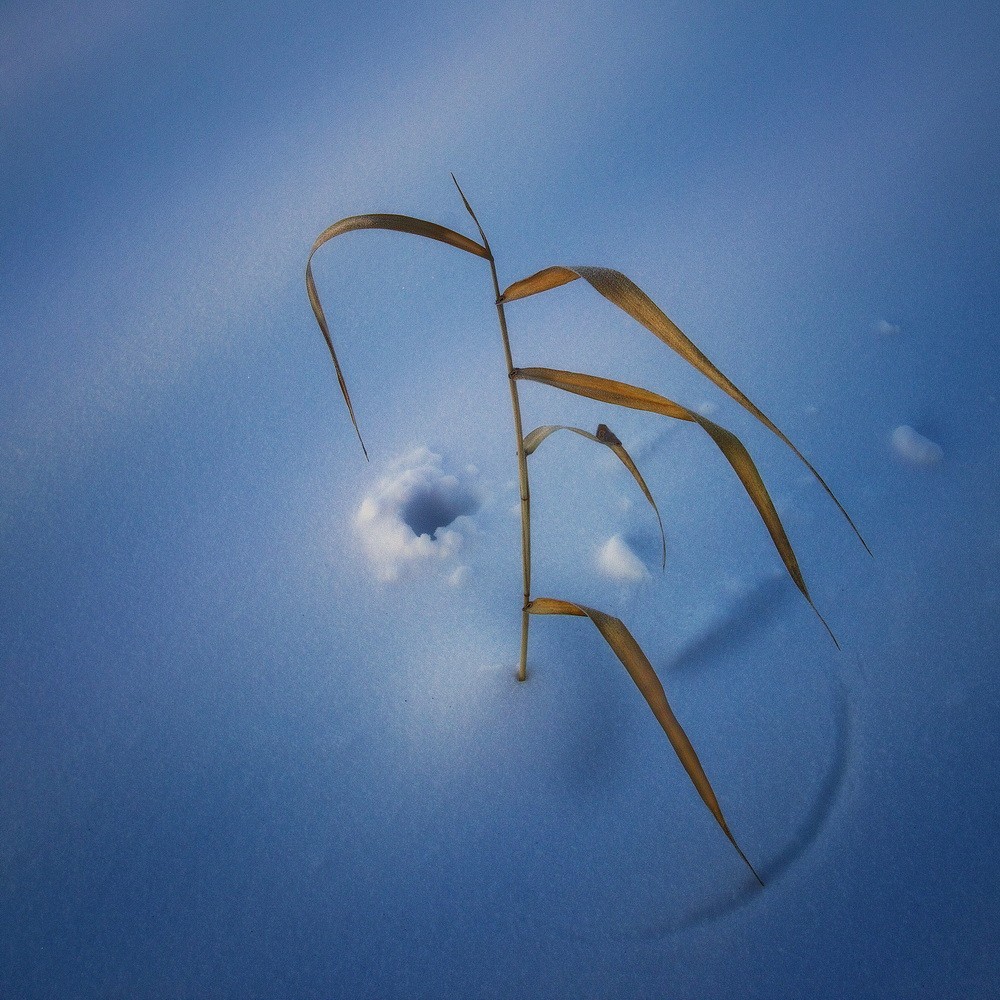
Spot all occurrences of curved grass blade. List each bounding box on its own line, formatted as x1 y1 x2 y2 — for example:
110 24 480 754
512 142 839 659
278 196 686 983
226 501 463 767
450 174 492 255
501 265 579 301
306 214 491 458
502 265 869 555
523 423 666 568
528 596 764 886
515 367 838 646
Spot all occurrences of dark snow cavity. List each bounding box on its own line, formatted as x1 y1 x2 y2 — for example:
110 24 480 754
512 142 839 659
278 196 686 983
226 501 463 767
400 482 479 539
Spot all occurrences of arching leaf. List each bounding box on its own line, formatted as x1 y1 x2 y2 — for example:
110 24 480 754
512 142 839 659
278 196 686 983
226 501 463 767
515 367 838 646
523 423 666 568
306 214 490 458
502 265 869 555
528 596 763 886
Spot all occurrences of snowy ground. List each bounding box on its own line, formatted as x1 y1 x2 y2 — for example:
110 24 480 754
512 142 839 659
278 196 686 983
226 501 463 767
2 2 998 997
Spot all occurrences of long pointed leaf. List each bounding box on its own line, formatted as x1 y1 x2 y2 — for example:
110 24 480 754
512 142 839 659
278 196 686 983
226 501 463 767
306 214 490 458
515 367 837 645
450 174 492 254
523 423 666 568
528 596 763 886
516 367 691 418
502 265 869 555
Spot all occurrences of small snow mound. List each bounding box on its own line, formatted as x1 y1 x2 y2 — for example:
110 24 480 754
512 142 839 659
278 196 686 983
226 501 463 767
891 425 943 466
354 448 480 581
596 534 649 582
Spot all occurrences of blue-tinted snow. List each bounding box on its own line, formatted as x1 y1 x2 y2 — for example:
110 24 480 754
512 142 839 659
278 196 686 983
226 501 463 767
2 1 998 997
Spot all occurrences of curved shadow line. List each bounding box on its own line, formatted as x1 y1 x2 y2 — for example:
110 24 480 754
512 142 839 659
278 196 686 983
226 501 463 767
555 659 853 944
669 574 790 675
634 663 852 938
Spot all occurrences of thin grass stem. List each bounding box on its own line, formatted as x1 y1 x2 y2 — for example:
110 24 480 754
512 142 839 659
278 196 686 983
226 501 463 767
452 175 532 681
495 273 532 682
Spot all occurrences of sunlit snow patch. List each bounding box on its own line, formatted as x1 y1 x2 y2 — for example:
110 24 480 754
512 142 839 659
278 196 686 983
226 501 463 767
891 425 943 466
595 534 649 582
354 447 480 581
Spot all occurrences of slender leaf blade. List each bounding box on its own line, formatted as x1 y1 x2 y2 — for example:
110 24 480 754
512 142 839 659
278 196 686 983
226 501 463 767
310 213 490 261
515 367 836 643
450 174 492 254
502 265 869 554
528 596 764 886
502 265 579 301
692 414 838 647
306 214 490 457
595 423 666 567
515 366 690 419
524 423 666 568
521 424 573 455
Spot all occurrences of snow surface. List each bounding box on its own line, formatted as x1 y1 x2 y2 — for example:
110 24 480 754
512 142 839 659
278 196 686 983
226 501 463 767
354 447 480 582
891 425 944 466
596 534 651 582
2 2 998 998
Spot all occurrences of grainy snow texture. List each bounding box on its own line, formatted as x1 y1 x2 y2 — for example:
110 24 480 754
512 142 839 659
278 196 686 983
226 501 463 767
354 447 479 581
2 2 998 999
596 533 650 582
891 425 944 466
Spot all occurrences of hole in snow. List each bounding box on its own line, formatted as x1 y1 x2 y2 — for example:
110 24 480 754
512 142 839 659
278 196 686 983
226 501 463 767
354 448 482 582
400 483 479 538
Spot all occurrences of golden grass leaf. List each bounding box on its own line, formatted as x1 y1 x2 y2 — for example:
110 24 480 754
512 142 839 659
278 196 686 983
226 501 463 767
306 214 491 458
515 368 837 645
501 265 579 301
523 423 665 568
502 265 869 555
515 367 690 419
528 596 763 886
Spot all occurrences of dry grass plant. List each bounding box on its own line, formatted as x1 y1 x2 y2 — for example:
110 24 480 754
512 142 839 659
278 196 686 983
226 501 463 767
306 177 868 886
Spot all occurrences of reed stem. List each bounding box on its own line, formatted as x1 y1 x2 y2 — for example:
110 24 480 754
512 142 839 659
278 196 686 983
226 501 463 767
451 176 532 681
492 263 532 682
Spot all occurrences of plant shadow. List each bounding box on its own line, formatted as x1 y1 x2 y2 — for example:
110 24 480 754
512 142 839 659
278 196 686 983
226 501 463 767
669 574 791 675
